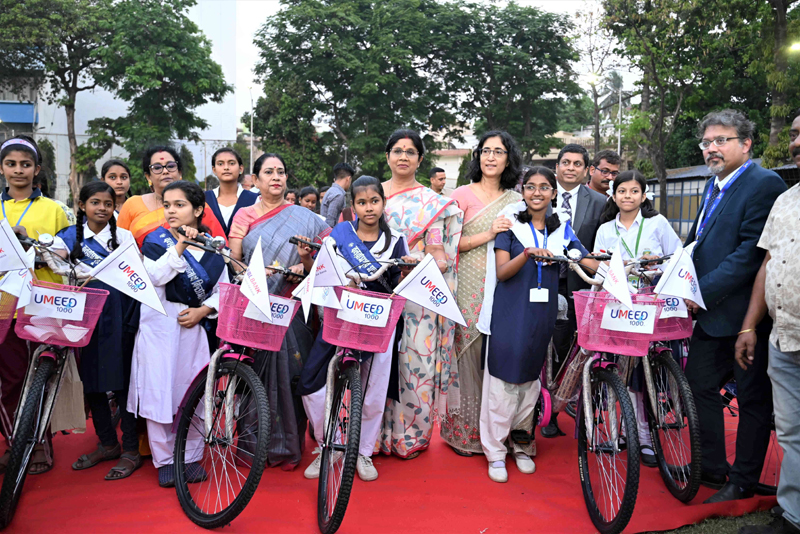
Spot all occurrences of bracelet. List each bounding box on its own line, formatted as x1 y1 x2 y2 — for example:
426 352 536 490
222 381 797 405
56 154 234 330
468 236 472 249
737 328 755 335
436 259 448 265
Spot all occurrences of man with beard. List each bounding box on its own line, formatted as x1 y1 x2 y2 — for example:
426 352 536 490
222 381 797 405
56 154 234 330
683 109 786 503
587 149 621 195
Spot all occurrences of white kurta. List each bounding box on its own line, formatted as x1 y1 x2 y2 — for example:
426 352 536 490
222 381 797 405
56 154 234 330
128 246 226 424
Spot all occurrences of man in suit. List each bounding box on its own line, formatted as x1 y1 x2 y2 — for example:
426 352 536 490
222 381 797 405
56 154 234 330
684 109 787 503
542 143 608 438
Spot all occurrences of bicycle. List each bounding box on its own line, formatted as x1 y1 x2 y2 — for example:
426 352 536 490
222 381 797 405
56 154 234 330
0 234 109 530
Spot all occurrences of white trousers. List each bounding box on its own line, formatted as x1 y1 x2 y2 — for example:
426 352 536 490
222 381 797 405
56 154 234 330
146 419 204 468
628 390 652 447
479 365 541 462
302 346 392 457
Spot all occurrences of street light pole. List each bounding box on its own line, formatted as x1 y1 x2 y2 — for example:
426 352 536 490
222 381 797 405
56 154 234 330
249 87 254 174
617 85 622 155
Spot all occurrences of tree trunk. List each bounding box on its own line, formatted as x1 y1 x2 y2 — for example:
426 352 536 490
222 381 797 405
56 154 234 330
768 0 789 147
592 84 601 154
651 145 668 216
65 98 79 210
637 73 651 163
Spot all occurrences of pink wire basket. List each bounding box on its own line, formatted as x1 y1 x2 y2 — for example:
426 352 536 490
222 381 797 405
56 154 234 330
216 283 299 352
638 287 693 341
323 286 406 353
573 290 665 357
15 281 109 348
0 290 18 344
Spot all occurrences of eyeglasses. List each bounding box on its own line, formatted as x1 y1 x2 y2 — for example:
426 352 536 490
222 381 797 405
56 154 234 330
597 168 620 178
523 185 553 193
390 148 419 158
698 137 741 150
149 162 178 174
480 148 508 157
262 168 286 177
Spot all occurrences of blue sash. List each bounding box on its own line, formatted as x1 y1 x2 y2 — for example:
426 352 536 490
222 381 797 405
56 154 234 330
330 221 381 275
141 227 225 307
56 225 111 268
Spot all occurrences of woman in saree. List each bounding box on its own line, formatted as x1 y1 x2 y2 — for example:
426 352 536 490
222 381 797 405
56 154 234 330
117 145 226 247
379 129 463 459
441 131 523 456
229 152 330 468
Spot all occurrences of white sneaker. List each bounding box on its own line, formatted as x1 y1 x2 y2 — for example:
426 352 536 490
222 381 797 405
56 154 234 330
514 453 536 474
356 455 378 481
488 461 508 483
304 448 322 479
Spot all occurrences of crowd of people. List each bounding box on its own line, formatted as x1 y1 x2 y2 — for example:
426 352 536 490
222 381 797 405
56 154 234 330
0 107 798 534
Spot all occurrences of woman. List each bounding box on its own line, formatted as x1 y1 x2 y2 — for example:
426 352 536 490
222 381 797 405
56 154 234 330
442 131 522 456
229 153 330 468
297 186 319 212
204 147 258 236
117 145 226 247
379 129 463 459
101 159 132 213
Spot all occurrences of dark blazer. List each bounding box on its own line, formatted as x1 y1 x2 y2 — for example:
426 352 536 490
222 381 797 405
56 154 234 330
205 188 259 236
550 184 608 294
684 162 786 337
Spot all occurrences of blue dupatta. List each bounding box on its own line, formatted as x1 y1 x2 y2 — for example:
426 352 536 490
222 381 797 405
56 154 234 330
56 225 111 268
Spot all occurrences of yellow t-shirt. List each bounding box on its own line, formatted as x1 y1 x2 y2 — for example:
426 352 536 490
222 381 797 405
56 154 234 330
1 188 70 283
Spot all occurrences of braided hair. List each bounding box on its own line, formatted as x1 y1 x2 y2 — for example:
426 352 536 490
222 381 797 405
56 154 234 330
71 182 120 263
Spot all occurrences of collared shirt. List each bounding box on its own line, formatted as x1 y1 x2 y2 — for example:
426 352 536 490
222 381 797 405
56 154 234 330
320 182 346 227
698 162 746 222
757 184 800 351
555 182 581 224
594 210 682 262
213 184 243 226
52 222 136 276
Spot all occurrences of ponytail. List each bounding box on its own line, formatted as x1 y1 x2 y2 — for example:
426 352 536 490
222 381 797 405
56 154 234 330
107 214 120 251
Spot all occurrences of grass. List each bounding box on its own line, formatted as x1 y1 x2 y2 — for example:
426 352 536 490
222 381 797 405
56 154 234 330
651 511 773 534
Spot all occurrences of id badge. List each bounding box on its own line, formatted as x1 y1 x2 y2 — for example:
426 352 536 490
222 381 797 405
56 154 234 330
530 288 549 302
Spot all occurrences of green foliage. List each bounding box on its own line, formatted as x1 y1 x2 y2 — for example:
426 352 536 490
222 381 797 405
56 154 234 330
557 95 595 133
232 134 252 175
457 154 473 187
179 145 197 183
37 139 57 183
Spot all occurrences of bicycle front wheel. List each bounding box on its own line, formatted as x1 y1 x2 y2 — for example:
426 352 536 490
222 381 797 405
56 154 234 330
174 360 270 529
578 367 640 534
0 357 55 530
318 363 362 534
647 351 701 502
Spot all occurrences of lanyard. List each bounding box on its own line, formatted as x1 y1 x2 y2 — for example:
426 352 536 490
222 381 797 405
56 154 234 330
1 198 34 227
615 217 645 259
696 159 752 240
529 222 548 289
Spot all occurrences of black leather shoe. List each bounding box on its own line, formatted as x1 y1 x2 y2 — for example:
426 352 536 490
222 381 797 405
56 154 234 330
541 414 565 438
700 471 727 490
703 481 754 504
739 516 800 534
640 445 658 468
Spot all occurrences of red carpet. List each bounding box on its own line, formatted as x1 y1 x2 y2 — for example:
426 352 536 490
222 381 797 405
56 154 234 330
3 417 775 534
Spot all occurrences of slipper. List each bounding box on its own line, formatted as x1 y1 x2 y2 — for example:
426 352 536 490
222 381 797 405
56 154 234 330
158 464 176 488
28 444 53 475
72 442 121 471
105 452 142 481
451 447 474 458
400 450 422 461
185 461 208 483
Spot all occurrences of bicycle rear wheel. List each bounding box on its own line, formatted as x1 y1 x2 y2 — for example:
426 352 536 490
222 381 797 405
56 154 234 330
0 357 55 530
647 351 701 503
318 363 362 534
578 367 639 534
174 360 270 529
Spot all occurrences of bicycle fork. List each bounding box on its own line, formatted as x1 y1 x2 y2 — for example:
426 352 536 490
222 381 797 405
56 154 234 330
581 353 620 452
203 346 242 442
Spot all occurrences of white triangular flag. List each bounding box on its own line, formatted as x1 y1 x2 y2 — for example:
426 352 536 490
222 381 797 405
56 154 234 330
0 218 33 271
654 246 706 310
393 254 466 326
240 236 272 321
0 268 32 308
312 237 349 288
291 281 343 310
603 247 633 310
88 240 167 315
297 262 316 321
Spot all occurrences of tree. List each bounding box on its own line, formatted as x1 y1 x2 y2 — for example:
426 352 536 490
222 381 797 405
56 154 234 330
557 95 595 134
0 0 114 204
180 145 198 183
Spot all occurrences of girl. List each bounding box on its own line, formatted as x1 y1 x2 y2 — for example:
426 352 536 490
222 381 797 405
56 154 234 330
0 135 70 476
51 182 140 480
481 167 597 483
101 159 132 213
205 147 258 236
297 186 320 212
299 176 409 482
285 188 298 205
128 181 228 488
594 170 682 468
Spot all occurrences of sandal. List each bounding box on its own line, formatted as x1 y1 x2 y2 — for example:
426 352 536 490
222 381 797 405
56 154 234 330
28 444 53 475
158 464 175 488
640 444 658 468
105 452 142 481
451 447 474 458
400 450 422 461
73 442 121 471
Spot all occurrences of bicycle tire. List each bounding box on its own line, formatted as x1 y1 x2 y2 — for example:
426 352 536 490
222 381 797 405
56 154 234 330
647 351 701 503
318 364 362 534
578 367 640 534
174 360 270 529
0 357 55 530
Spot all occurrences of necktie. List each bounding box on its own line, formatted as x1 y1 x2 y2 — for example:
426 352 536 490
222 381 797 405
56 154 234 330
704 184 720 221
560 192 573 278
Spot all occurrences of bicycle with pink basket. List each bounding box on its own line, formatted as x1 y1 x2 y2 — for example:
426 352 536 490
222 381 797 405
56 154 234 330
0 234 109 529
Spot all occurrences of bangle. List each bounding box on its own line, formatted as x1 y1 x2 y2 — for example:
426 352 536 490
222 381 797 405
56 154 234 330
738 328 755 335
436 259 448 267
468 236 472 248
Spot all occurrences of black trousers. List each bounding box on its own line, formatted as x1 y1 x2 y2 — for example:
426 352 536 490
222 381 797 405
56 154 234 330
552 277 576 367
87 390 137 453
685 322 772 489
